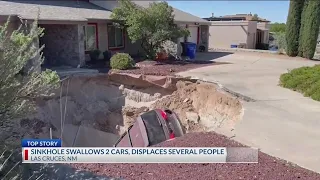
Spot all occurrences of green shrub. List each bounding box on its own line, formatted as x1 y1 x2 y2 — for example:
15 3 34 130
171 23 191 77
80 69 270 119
280 65 320 101
110 53 135 70
274 32 286 52
270 23 286 33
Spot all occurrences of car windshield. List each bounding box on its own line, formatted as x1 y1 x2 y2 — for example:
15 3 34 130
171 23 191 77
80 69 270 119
140 110 166 146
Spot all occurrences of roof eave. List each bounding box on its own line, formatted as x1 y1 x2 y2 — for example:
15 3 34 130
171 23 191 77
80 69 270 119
175 20 211 25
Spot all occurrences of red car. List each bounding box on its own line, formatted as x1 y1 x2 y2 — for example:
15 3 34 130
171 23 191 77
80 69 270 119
114 109 184 147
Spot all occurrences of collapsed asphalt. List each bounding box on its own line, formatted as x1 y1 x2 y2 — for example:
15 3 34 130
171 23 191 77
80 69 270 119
72 132 320 180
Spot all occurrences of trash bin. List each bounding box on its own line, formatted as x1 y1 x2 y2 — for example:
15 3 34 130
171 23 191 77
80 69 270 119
185 42 197 59
231 44 237 48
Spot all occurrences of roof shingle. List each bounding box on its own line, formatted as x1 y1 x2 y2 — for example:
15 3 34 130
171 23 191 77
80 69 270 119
0 0 112 21
0 0 209 24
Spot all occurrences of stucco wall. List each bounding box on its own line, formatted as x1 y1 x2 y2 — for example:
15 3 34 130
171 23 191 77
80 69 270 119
257 22 270 30
200 25 209 51
263 30 269 44
124 34 143 56
246 21 257 49
40 24 85 67
208 21 250 49
97 22 108 54
257 22 270 44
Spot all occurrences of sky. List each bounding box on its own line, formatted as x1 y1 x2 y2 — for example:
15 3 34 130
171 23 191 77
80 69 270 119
167 1 290 23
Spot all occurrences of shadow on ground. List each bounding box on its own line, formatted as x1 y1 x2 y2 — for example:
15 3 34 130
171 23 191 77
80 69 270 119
194 51 234 61
79 51 233 73
86 60 111 73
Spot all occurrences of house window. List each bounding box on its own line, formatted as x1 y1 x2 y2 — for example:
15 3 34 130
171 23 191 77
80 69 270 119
84 24 98 51
108 25 124 49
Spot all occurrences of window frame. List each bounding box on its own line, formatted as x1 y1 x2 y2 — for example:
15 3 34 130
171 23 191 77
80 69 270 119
107 24 125 50
84 23 99 52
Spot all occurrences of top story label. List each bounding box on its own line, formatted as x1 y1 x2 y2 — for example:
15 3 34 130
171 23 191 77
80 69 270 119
22 139 62 147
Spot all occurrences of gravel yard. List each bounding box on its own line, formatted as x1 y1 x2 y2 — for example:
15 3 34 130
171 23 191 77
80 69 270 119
109 60 228 76
72 132 320 180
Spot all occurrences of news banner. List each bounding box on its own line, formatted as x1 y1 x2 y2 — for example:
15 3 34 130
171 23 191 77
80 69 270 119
22 139 258 163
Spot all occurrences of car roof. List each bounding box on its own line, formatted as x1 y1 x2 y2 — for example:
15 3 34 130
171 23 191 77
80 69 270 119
129 117 149 147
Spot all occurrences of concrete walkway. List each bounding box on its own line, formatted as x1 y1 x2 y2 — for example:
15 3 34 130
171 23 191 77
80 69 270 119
177 52 320 173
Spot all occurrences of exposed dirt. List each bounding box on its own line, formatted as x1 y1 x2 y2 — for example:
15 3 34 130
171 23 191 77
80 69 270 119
72 132 320 180
8 73 241 148
151 81 243 133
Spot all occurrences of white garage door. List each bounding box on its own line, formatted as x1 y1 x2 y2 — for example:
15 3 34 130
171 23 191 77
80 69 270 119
187 26 198 44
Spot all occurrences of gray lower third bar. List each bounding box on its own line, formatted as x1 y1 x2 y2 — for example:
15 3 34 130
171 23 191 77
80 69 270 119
226 147 258 163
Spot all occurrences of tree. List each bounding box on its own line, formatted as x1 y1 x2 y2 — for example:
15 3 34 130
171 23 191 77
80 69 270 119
111 0 189 60
270 23 286 33
251 14 259 21
298 0 309 57
0 17 60 122
285 0 305 56
298 0 320 59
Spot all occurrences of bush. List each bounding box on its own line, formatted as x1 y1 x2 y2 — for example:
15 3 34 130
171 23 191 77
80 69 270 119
270 23 286 33
110 53 135 70
274 32 286 52
0 17 60 122
279 65 320 101
0 17 60 179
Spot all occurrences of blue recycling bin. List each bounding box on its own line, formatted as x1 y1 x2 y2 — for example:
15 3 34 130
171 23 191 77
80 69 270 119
185 42 197 59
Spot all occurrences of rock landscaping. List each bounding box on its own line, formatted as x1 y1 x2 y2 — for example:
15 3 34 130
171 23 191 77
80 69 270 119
110 60 228 76
72 132 320 180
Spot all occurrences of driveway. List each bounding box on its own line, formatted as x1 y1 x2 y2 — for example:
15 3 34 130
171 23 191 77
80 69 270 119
177 52 320 173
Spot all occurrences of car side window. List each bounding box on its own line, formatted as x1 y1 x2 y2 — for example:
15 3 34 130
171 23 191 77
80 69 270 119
141 111 167 146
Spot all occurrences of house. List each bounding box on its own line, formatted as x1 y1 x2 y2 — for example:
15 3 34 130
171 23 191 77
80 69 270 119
204 14 270 49
0 0 210 68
